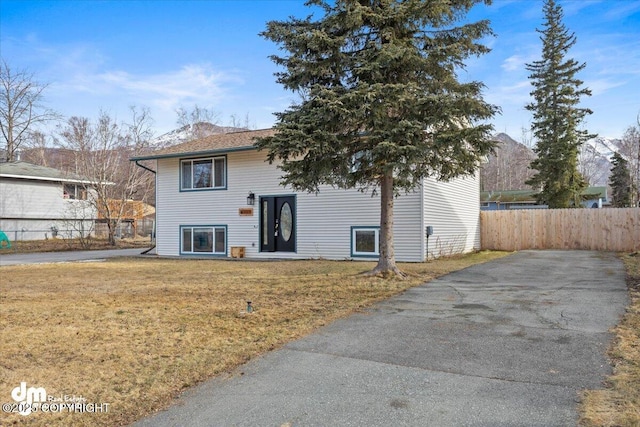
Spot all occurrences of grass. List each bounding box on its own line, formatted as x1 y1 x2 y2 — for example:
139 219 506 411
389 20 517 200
580 252 640 426
0 251 508 426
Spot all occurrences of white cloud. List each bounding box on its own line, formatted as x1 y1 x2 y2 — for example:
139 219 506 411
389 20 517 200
4 35 245 127
603 2 640 20
46 59 245 131
585 78 627 96
486 80 531 107
501 55 527 72
562 0 602 16
94 64 236 111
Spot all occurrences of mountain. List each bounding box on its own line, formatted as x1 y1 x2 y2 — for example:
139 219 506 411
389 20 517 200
481 133 536 191
150 122 249 148
590 137 618 159
491 132 530 147
148 125 620 189
579 136 619 186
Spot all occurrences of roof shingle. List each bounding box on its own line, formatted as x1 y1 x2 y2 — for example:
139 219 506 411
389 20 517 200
131 128 276 161
0 161 90 183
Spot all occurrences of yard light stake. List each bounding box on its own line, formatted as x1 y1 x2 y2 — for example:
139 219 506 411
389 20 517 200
246 301 253 313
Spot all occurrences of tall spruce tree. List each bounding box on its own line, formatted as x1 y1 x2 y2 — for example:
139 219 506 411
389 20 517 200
525 0 593 208
609 152 632 208
257 0 497 277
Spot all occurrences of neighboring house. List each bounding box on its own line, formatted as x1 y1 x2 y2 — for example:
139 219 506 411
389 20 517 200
96 199 156 238
131 129 482 262
0 161 97 241
480 186 610 210
581 187 610 208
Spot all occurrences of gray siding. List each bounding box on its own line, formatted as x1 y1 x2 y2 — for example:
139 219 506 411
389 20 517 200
423 172 481 258
0 178 96 241
156 150 425 261
1 179 62 218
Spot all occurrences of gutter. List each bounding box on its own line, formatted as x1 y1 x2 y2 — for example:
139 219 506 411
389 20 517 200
134 160 157 255
135 160 156 174
0 173 96 185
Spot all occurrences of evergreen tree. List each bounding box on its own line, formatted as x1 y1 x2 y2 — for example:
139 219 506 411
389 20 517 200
525 0 593 208
609 152 632 208
257 0 497 277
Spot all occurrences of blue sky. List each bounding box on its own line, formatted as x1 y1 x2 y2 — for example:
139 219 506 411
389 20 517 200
1 0 639 140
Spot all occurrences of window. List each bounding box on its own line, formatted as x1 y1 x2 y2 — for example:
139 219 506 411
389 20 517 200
180 157 226 190
351 226 380 257
180 226 226 255
63 184 87 200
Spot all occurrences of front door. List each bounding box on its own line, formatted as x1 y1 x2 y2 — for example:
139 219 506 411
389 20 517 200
260 196 296 252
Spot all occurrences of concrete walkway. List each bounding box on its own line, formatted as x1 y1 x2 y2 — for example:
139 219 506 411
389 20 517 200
133 250 628 427
0 248 149 266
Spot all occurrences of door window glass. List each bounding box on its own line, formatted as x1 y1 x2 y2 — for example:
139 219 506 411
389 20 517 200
262 200 269 245
280 202 293 242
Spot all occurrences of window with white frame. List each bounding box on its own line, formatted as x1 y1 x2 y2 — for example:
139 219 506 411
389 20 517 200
181 157 226 190
181 226 226 255
351 226 380 257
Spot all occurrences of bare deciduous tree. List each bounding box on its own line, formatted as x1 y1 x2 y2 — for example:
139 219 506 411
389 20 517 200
61 197 96 249
481 134 535 191
122 106 156 210
520 127 535 150
578 137 610 186
228 113 253 130
176 105 221 140
0 59 58 162
21 130 51 166
56 107 155 245
617 120 640 206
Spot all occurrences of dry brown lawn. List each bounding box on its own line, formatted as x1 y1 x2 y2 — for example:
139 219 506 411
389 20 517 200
580 252 640 426
0 252 508 426
2 237 150 254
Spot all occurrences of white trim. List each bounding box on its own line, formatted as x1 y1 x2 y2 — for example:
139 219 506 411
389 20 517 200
0 173 96 184
351 226 380 257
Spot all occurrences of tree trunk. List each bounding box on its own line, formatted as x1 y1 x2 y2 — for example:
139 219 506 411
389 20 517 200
365 170 405 278
107 219 117 246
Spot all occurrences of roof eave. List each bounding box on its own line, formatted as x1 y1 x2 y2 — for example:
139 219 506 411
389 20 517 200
0 173 96 185
130 145 257 161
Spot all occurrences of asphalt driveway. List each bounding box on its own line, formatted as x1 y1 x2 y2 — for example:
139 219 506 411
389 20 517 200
0 248 148 266
133 250 628 427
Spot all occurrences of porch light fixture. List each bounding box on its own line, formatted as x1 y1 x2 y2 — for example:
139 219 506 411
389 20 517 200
247 192 255 206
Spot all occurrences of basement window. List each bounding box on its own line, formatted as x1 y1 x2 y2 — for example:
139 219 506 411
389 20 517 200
351 226 380 257
181 225 227 255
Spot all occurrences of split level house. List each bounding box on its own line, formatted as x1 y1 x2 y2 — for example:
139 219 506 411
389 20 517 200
0 161 96 241
131 129 482 262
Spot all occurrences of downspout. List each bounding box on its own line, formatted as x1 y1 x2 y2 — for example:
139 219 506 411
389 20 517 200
135 160 156 175
134 160 156 254
421 180 426 262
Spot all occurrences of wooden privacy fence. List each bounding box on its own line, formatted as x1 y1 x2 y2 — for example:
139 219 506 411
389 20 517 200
481 208 640 252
